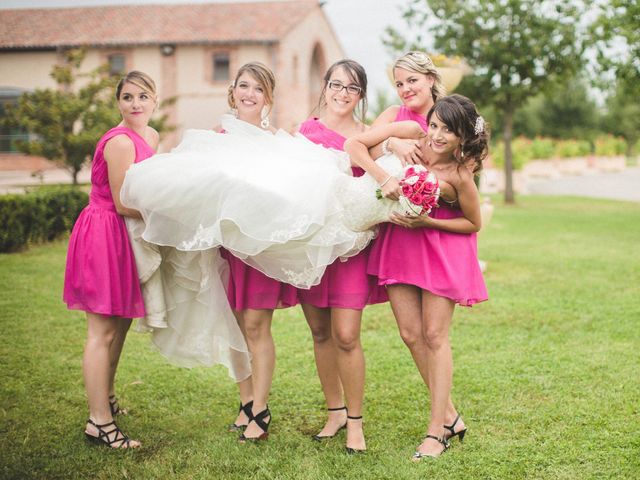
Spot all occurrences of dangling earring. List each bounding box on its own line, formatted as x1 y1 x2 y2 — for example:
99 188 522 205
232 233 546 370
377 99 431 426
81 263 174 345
261 108 270 129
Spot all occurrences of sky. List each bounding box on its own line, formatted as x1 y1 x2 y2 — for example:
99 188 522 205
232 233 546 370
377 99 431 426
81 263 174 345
0 0 415 100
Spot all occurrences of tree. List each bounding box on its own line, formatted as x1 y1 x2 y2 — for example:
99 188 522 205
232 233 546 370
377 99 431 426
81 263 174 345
385 0 585 203
2 49 174 184
592 0 640 157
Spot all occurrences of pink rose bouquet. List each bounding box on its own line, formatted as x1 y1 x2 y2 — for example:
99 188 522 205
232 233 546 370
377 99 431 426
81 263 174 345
376 165 440 216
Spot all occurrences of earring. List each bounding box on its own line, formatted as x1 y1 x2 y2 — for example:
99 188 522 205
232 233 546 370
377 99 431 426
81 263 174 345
260 114 270 129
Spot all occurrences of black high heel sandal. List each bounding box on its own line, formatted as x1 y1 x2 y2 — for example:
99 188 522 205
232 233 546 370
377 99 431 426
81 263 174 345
412 435 449 461
239 406 271 442
108 395 127 417
84 418 139 449
312 406 347 441
345 415 366 455
444 414 467 443
228 400 254 432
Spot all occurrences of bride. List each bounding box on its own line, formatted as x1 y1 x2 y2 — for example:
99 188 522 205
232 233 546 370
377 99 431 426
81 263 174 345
121 114 414 288
120 113 423 375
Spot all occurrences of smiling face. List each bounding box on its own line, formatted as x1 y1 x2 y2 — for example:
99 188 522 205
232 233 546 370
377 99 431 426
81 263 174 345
117 81 156 129
427 112 462 156
324 66 362 117
394 67 435 114
232 72 268 120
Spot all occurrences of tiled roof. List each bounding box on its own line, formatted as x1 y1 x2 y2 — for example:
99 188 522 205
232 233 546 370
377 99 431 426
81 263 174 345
0 1 319 49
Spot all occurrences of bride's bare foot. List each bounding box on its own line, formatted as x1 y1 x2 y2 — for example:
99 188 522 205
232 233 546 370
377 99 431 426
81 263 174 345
313 406 347 440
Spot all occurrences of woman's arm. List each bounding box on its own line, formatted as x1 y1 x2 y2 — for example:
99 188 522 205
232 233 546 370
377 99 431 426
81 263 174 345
345 121 422 199
105 134 142 219
389 170 482 233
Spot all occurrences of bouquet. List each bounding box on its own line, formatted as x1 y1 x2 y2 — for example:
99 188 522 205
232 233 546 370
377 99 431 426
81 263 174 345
377 165 440 216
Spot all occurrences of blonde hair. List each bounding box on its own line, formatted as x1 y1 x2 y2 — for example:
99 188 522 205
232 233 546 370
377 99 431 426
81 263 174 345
393 51 446 103
227 62 276 114
116 70 157 100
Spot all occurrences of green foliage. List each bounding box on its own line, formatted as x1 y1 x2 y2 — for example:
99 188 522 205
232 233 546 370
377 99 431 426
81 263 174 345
594 134 627 157
0 187 88 252
530 136 555 160
1 49 175 184
491 137 534 170
367 88 395 123
1 197 639 478
1 49 117 184
554 139 591 158
601 80 640 156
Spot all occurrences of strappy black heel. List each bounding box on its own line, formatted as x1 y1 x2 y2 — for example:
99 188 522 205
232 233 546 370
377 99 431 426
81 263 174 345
412 435 449 461
312 406 347 441
444 414 467 443
239 406 271 442
345 415 366 454
228 400 254 432
109 395 127 417
84 418 139 449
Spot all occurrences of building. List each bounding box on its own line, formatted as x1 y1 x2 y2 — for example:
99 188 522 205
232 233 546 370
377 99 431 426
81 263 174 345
0 0 344 154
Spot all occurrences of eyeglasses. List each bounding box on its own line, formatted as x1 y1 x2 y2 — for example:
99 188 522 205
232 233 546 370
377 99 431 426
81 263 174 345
327 80 362 96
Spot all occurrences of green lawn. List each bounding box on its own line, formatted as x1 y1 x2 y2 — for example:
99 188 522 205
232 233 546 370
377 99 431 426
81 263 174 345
1 196 639 479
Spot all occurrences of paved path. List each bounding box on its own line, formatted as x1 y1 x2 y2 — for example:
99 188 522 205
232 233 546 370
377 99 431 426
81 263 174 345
1 165 639 203
525 167 640 202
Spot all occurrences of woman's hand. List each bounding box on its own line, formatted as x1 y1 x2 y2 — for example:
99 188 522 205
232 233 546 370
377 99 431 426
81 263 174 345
389 211 433 228
388 137 423 166
380 176 402 201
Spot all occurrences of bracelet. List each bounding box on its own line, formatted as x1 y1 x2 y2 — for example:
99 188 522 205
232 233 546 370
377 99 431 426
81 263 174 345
379 175 392 187
381 138 391 156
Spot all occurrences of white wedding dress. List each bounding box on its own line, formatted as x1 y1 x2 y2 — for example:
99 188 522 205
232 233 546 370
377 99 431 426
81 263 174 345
121 115 410 375
122 115 408 287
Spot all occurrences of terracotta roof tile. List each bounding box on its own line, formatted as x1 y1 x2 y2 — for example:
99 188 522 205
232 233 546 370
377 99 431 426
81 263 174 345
0 1 319 49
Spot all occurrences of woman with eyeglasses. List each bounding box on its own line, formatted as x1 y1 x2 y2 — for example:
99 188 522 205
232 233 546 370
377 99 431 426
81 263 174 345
293 60 386 454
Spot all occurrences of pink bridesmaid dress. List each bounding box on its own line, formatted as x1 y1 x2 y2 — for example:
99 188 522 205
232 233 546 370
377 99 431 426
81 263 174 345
63 127 155 317
297 118 387 309
367 106 488 306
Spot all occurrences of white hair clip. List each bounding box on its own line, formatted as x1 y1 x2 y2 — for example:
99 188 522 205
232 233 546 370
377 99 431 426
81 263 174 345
474 116 485 135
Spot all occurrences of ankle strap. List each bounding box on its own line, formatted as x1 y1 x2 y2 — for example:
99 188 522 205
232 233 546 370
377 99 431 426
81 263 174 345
444 414 460 433
347 415 362 420
328 406 347 412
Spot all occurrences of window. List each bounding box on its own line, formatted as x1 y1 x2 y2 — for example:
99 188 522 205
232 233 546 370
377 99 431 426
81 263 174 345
213 53 230 82
108 54 126 76
0 89 29 153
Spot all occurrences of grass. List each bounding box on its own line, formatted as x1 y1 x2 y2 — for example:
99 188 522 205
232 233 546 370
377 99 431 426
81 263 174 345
1 195 639 479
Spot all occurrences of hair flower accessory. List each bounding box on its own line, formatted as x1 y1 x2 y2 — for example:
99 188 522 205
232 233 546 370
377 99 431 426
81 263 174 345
474 116 485 135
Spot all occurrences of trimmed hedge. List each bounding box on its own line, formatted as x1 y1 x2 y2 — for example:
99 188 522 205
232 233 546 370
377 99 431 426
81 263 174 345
0 187 88 252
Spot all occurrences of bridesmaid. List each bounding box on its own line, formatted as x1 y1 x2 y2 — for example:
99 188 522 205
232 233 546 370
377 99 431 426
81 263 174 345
346 93 489 459
294 60 385 454
217 62 298 442
63 71 159 448
371 51 446 164
367 51 468 453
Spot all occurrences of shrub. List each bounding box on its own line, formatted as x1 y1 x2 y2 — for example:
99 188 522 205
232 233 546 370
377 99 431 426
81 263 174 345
530 136 555 160
0 187 88 252
594 135 627 156
554 139 591 158
491 137 533 170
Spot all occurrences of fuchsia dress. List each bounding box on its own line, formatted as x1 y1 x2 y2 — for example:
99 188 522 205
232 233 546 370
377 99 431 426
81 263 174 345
297 118 387 309
367 106 488 306
64 127 154 317
219 128 298 311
